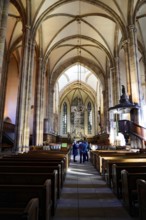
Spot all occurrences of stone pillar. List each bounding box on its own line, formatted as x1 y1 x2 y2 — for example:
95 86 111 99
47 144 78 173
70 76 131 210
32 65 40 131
15 26 35 152
108 69 112 108
0 0 9 84
24 40 35 149
104 74 110 132
40 66 45 144
122 40 131 97
0 0 9 146
110 67 116 106
33 57 45 146
48 85 54 133
128 25 141 104
114 57 120 102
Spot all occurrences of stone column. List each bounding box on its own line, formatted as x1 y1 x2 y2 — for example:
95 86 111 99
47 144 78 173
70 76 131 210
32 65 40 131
104 74 109 132
109 67 116 106
33 57 45 146
23 39 35 148
15 26 35 152
48 84 54 133
114 57 120 102
107 69 112 108
0 0 9 84
40 67 45 143
0 0 9 146
128 25 141 104
122 40 131 97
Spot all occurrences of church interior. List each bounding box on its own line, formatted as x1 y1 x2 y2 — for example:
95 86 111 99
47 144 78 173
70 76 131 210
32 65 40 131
0 0 146 219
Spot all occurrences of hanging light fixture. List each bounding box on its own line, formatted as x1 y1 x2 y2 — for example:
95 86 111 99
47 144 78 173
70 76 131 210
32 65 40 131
75 2 85 113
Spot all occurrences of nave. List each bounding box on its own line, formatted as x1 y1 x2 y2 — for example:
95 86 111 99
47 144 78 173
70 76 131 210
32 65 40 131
52 155 138 220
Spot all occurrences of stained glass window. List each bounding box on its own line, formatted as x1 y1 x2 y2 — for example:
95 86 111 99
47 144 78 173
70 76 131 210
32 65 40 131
62 102 67 134
87 102 92 134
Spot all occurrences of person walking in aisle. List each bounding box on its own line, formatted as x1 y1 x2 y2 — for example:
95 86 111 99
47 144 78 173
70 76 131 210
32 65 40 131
84 140 90 161
72 140 78 162
79 141 86 163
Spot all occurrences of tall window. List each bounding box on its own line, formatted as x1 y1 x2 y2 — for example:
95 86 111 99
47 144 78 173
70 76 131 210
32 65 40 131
63 102 67 134
87 102 92 134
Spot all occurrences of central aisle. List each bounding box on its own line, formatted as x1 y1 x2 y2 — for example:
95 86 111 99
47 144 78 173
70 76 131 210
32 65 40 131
51 155 138 220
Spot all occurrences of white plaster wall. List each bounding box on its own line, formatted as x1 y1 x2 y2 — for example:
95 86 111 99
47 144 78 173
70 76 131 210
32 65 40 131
4 57 18 124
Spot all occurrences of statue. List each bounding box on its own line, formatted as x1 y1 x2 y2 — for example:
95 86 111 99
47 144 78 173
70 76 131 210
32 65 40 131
121 85 126 95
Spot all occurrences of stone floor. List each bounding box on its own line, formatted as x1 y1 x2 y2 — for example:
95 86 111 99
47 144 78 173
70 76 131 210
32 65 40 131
51 155 139 220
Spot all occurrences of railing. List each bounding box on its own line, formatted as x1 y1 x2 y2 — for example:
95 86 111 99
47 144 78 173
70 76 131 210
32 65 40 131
118 120 146 141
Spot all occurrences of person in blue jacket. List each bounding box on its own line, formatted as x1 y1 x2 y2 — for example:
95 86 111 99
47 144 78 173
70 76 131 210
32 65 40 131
79 141 86 163
72 140 78 162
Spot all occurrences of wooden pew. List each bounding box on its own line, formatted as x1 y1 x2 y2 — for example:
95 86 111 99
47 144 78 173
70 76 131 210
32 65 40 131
90 150 119 168
25 149 71 169
0 198 39 220
0 171 58 216
0 179 51 220
121 170 146 216
96 151 139 173
101 154 146 176
103 158 146 187
90 149 142 173
0 165 62 199
0 160 64 188
137 179 146 220
3 153 68 179
112 164 146 198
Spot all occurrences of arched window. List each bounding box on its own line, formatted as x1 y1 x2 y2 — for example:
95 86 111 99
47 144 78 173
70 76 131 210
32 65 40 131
87 102 92 134
62 102 67 134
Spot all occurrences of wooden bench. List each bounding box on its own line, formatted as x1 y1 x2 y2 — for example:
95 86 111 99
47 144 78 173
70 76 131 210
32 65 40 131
90 150 119 168
112 164 146 198
24 149 71 169
0 165 62 199
103 158 146 187
90 150 139 171
96 151 139 173
0 198 39 220
101 154 146 175
137 179 146 220
121 170 146 216
0 179 52 220
3 153 68 178
0 160 65 187
0 171 58 216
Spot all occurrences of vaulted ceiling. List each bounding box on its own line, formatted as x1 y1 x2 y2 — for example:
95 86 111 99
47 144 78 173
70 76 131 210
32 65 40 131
8 0 146 88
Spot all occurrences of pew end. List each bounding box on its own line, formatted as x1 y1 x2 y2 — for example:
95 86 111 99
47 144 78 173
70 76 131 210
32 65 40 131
137 179 146 220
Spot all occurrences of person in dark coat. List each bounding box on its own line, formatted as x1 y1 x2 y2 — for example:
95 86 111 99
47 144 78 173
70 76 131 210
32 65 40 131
79 141 86 163
72 140 78 162
84 141 89 161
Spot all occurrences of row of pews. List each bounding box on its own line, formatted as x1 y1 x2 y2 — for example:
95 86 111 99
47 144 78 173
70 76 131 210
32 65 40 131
0 148 71 220
90 149 146 219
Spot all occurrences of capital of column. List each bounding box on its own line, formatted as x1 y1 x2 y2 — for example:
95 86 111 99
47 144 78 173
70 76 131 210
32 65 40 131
114 57 119 63
22 25 31 33
25 25 31 30
128 24 137 32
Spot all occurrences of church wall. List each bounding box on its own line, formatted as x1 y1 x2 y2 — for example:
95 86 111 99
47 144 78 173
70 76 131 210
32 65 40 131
4 56 18 124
